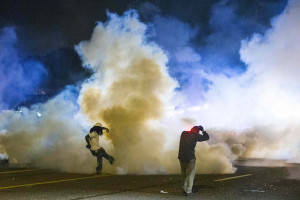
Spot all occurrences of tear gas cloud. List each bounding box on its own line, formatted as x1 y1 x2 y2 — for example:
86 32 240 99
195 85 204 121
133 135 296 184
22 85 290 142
174 0 300 163
0 0 299 174
0 27 47 110
0 88 96 173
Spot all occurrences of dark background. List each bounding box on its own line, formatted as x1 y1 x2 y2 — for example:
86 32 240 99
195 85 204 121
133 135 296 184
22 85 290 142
0 0 287 108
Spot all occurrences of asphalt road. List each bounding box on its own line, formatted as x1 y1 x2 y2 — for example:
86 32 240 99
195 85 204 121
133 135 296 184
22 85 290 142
0 163 299 200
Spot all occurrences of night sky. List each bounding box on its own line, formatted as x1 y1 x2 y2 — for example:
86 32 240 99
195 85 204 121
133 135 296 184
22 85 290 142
0 0 288 109
1 0 286 53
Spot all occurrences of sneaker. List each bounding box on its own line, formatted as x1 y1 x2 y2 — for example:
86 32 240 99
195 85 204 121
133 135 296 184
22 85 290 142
96 167 101 174
185 192 194 196
109 157 115 165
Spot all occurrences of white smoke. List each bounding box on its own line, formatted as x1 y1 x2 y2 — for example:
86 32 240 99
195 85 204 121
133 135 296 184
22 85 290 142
0 89 96 173
173 0 300 162
0 0 299 175
73 10 243 174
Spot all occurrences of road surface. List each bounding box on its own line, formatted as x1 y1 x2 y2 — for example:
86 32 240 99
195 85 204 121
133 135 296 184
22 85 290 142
0 162 299 199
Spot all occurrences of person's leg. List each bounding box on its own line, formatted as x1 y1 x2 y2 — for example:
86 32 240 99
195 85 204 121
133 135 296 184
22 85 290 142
180 160 188 193
96 156 103 174
186 159 196 194
90 150 101 174
98 147 114 164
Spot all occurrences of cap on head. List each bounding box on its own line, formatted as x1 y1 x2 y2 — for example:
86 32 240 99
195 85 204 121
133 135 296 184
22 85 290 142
190 125 203 132
94 123 102 127
191 126 200 132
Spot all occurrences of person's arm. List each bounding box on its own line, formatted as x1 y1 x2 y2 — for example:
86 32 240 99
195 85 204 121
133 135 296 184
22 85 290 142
85 134 91 149
201 130 209 141
102 127 109 133
196 126 209 141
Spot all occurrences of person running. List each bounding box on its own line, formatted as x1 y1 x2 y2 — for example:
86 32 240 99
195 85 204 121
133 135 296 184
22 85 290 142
85 123 115 174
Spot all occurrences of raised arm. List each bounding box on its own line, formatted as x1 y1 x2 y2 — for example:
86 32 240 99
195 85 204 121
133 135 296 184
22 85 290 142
201 131 209 141
196 130 209 142
102 127 109 133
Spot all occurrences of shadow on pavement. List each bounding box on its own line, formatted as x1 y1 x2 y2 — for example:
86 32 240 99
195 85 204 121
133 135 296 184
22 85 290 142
192 184 214 193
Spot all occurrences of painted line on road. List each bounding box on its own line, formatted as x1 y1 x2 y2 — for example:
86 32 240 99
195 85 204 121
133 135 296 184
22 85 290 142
214 174 252 182
0 169 42 174
0 174 111 190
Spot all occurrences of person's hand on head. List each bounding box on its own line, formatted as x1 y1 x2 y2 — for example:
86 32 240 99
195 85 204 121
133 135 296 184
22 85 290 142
198 126 204 131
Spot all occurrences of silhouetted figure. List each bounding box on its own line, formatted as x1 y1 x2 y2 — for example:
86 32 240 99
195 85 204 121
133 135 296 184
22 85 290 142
85 123 115 174
178 125 209 196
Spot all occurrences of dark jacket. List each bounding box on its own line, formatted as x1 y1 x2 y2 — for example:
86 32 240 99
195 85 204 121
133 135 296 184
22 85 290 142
178 130 209 162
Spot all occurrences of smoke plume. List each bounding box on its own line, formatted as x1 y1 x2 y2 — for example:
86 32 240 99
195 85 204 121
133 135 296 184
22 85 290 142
171 0 300 163
0 0 299 175
0 27 47 110
75 10 178 174
0 88 96 173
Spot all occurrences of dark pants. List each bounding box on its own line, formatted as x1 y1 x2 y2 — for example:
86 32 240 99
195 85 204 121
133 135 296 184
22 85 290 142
90 147 113 173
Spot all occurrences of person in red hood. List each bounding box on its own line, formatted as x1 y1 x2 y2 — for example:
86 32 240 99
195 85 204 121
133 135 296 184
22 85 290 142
178 125 209 196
